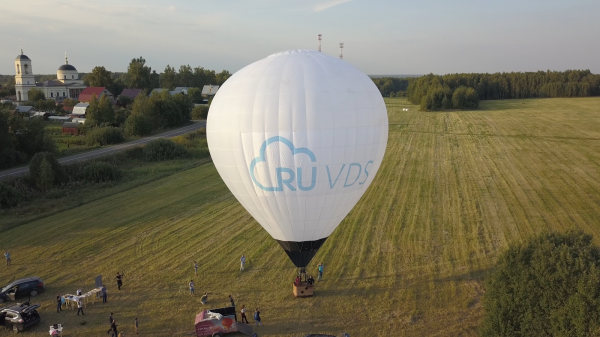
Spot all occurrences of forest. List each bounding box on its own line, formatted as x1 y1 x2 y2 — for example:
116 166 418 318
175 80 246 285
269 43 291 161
372 70 600 111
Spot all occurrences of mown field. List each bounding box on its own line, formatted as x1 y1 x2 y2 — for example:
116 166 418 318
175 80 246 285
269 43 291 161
1 97 600 336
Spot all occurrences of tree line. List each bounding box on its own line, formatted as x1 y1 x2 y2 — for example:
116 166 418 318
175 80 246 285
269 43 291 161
371 70 600 111
0 57 231 98
78 57 231 96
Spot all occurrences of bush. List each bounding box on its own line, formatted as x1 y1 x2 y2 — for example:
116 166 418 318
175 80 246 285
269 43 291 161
172 128 207 148
29 152 69 189
123 114 153 137
191 105 209 120
82 162 122 183
85 127 124 146
0 182 24 208
481 230 600 337
37 158 55 191
143 139 189 161
124 146 145 160
184 128 206 140
77 123 89 136
171 135 194 148
114 107 130 125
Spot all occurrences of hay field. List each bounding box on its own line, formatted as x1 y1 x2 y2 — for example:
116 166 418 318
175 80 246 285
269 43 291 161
1 97 600 336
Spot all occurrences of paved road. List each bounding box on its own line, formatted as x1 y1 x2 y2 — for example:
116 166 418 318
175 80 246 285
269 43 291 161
0 121 207 181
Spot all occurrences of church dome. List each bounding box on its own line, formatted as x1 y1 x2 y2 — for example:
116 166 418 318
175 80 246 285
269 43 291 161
58 64 77 71
15 54 30 61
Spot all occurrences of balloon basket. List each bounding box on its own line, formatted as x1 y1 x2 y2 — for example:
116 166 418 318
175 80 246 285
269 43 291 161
293 282 314 298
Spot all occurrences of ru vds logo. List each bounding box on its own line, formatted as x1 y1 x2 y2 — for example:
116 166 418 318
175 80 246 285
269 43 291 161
249 136 373 192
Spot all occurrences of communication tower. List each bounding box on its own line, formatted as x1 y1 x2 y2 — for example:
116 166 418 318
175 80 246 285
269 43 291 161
339 42 344 59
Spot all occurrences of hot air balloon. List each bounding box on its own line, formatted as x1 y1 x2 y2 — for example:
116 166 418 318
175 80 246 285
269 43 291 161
207 50 388 275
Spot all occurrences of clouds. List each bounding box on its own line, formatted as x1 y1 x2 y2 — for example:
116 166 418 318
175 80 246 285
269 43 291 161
0 0 599 75
313 0 354 12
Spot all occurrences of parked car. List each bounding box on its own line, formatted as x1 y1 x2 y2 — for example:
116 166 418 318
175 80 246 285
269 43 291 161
0 277 45 303
0 302 42 333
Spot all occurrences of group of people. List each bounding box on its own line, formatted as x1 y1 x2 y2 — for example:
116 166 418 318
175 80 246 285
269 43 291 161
51 272 130 335
293 263 325 286
190 260 263 327
55 292 85 315
294 274 316 286
240 304 262 326
234 296 262 327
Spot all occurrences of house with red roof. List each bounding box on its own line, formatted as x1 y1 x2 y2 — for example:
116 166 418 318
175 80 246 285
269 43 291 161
78 87 114 103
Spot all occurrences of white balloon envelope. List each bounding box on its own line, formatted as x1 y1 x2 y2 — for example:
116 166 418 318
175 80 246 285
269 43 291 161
207 50 388 267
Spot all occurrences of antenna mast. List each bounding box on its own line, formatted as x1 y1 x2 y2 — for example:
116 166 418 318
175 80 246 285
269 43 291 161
339 42 344 59
317 34 322 52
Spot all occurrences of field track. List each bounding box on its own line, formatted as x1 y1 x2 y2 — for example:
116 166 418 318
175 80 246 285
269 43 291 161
1 97 600 336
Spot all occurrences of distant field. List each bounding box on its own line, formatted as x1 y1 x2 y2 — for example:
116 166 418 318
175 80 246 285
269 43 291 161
1 97 600 336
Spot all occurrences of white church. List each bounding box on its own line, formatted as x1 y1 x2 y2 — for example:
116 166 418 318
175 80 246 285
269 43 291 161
15 48 87 102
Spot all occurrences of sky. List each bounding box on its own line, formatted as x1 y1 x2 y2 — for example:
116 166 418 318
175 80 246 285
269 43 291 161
1 0 599 76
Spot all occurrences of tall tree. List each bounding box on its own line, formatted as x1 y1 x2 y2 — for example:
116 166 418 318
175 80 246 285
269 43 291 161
160 65 177 90
149 70 160 91
178 65 193 87
27 88 46 103
85 95 114 127
127 57 152 91
215 70 232 86
87 66 115 89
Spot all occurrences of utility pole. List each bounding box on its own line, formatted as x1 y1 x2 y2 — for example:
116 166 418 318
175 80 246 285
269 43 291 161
339 42 344 59
318 34 322 52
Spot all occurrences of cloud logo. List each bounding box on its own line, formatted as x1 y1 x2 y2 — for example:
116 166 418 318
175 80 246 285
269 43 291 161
249 136 317 192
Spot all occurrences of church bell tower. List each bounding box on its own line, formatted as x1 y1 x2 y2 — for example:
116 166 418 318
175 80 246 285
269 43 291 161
15 41 36 102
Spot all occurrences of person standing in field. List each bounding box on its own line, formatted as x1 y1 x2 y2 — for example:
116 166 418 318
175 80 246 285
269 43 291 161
107 313 114 335
240 305 249 324
115 272 124 290
102 284 108 303
4 251 10 266
110 319 118 337
189 280 195 296
76 298 85 316
229 294 235 307
317 262 325 281
56 293 62 313
134 317 139 335
240 255 246 271
254 308 262 326
194 261 199 276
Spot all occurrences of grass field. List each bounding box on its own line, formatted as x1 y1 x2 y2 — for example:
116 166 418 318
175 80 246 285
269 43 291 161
1 97 600 336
